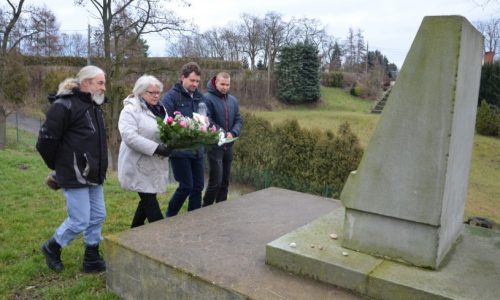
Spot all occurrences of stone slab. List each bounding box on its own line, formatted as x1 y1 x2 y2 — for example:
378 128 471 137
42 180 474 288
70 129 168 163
105 187 362 299
267 207 500 300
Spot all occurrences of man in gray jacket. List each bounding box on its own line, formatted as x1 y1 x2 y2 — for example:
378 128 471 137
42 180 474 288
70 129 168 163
202 72 242 206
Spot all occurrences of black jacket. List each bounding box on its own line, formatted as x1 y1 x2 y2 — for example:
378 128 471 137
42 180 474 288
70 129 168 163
204 76 242 148
161 82 206 158
36 89 108 188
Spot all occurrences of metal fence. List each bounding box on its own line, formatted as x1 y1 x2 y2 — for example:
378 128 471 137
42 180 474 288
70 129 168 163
6 111 42 148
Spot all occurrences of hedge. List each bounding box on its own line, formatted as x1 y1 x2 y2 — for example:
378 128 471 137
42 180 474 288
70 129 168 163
232 112 363 198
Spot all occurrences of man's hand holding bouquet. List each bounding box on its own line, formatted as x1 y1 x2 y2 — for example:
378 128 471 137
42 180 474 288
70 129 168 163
157 111 237 150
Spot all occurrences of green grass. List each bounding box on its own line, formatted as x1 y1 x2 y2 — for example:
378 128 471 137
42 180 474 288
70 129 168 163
250 87 380 147
0 127 247 299
466 135 500 222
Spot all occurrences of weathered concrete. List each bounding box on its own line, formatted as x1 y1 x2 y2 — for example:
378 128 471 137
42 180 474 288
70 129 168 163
266 207 500 300
105 188 362 299
340 16 484 268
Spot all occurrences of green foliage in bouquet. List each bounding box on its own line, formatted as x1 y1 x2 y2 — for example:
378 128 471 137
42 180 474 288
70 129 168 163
157 113 220 150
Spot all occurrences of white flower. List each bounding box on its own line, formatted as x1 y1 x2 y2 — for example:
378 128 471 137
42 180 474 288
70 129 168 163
217 131 226 146
192 113 207 126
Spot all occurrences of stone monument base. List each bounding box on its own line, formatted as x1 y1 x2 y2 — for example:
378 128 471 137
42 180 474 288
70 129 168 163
105 188 359 299
266 207 500 300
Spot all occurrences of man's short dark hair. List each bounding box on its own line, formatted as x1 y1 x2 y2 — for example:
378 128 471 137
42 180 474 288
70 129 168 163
181 62 201 77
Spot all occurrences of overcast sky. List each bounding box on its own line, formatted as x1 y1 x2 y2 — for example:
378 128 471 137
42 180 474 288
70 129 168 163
39 0 498 68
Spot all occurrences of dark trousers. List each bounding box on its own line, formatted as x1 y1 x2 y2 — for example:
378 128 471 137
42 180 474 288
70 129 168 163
131 192 163 228
166 157 204 217
203 146 233 206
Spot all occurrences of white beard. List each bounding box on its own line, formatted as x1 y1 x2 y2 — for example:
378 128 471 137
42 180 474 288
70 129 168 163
92 92 105 105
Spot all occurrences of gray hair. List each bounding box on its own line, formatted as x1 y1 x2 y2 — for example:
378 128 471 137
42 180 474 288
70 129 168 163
133 75 163 97
76 65 105 84
57 65 105 95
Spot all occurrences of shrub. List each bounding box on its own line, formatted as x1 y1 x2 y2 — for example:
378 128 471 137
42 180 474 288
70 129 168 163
342 72 358 90
40 68 76 112
350 82 369 97
1 52 29 107
479 62 500 107
310 123 363 197
476 99 500 136
42 69 76 95
271 120 321 192
321 72 344 88
232 113 364 197
233 112 274 188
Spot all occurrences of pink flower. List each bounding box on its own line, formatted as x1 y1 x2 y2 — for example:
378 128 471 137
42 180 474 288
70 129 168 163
210 125 217 133
179 120 187 128
165 116 174 125
173 111 181 115
200 125 207 132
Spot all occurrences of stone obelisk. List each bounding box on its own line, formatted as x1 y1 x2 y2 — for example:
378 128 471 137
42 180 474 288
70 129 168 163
341 16 484 269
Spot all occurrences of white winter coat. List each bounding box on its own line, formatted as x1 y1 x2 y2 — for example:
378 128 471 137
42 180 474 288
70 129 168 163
117 95 169 193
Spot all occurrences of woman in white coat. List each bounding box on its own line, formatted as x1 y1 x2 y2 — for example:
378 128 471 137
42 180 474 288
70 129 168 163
118 75 171 228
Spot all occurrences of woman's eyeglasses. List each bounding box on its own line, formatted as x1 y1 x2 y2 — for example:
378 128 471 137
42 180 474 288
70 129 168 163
146 91 161 96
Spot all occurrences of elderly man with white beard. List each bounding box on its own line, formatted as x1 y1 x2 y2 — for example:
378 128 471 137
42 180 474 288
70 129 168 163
36 65 108 273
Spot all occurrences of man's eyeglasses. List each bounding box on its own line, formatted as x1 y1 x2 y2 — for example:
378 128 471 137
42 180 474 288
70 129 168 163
146 91 161 96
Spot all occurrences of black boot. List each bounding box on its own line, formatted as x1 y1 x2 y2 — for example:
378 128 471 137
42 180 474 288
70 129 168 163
41 237 63 272
82 244 106 273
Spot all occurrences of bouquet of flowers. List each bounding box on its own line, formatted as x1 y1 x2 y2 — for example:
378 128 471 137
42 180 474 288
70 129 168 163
157 111 237 149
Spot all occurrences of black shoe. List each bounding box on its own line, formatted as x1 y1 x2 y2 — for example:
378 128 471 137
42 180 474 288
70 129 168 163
82 244 106 273
41 237 63 272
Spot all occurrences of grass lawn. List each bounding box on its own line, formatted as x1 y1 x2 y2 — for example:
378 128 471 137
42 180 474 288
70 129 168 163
249 87 380 148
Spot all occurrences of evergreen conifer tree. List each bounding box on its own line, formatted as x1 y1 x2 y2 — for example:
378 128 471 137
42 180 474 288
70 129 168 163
275 42 320 104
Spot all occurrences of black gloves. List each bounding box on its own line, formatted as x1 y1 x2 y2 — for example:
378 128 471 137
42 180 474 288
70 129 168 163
154 144 172 157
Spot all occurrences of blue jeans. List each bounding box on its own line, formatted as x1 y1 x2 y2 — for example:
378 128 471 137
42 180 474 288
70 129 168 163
166 157 204 217
203 146 233 206
54 185 106 247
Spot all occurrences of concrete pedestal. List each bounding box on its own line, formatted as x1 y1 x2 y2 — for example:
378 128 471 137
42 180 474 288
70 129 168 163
266 207 500 300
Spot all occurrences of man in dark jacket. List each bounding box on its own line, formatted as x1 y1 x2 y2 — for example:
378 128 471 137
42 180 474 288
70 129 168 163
202 72 242 206
36 65 108 273
161 62 206 217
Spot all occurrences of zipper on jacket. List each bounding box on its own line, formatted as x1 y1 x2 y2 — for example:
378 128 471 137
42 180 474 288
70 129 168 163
93 104 104 183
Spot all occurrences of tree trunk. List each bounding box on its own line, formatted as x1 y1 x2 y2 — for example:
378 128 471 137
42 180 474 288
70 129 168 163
0 105 6 150
108 95 121 171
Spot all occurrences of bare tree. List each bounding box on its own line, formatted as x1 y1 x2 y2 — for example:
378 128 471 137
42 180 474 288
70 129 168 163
221 25 241 61
0 0 46 149
294 17 327 47
320 36 341 71
262 11 294 71
239 13 263 70
59 33 87 57
167 33 205 57
355 28 366 72
20 6 60 56
202 28 226 59
343 27 356 72
75 0 190 169
476 18 500 55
